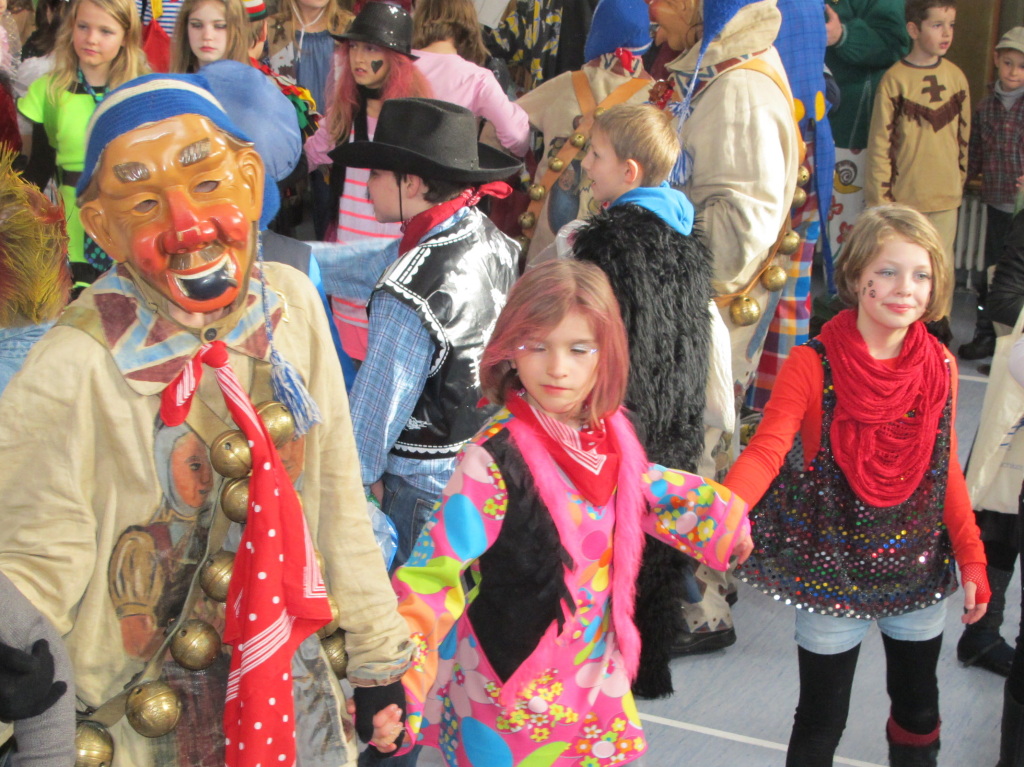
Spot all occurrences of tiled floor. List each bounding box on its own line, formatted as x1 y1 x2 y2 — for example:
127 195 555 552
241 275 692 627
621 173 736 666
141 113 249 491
414 287 1015 767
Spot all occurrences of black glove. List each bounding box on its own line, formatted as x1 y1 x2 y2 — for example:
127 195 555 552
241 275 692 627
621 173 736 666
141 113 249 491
352 681 406 758
0 639 67 722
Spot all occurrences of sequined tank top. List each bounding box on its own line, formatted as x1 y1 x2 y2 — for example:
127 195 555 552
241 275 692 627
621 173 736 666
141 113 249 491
740 339 958 619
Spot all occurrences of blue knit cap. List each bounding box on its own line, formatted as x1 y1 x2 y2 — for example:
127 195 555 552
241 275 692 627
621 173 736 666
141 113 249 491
583 0 652 63
77 72 280 229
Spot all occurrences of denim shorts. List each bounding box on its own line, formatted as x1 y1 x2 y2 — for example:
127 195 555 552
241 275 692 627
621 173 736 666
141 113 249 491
794 599 949 655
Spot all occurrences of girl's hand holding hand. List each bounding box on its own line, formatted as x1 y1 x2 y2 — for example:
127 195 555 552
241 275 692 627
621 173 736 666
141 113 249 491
961 580 988 625
733 529 754 564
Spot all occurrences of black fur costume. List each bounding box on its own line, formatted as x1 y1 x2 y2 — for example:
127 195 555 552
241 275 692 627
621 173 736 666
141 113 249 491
572 203 714 698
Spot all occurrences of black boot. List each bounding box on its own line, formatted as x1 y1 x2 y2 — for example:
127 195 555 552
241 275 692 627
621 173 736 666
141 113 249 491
958 566 1015 677
886 718 939 767
998 685 1024 767
958 327 996 360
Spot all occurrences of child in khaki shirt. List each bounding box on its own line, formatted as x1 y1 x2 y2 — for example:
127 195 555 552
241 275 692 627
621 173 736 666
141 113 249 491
865 0 969 264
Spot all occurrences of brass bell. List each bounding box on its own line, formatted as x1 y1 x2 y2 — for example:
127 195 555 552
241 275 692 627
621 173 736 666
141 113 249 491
527 184 546 202
791 187 808 210
209 430 252 479
125 680 181 738
594 106 606 117
777 230 801 256
518 211 536 231
569 133 586 148
517 236 531 252
220 477 249 523
760 264 788 292
200 550 235 602
797 165 811 187
549 157 565 172
75 721 114 767
169 618 221 671
317 594 341 638
321 630 348 679
729 295 762 327
256 401 295 447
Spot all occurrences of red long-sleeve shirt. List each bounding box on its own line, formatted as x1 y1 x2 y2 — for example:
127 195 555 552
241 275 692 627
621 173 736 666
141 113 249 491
725 345 986 570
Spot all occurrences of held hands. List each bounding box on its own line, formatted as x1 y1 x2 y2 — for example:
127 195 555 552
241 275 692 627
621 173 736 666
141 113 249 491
351 681 408 759
961 580 988 625
0 639 68 723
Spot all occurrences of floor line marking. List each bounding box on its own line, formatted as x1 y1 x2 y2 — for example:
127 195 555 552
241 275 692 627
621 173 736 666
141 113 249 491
638 713 886 767
959 373 990 384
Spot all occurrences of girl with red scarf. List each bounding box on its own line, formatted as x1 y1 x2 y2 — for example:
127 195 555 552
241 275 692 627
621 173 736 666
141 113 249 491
371 260 752 765
727 204 991 767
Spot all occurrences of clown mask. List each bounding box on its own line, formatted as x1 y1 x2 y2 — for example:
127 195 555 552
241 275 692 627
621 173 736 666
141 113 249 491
80 113 264 322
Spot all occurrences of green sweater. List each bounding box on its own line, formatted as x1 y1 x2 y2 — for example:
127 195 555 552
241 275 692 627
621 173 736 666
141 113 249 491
824 0 909 149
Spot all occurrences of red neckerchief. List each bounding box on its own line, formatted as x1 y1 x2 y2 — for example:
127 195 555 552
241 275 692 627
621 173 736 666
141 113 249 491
398 182 512 256
505 391 620 506
160 342 331 767
817 309 950 507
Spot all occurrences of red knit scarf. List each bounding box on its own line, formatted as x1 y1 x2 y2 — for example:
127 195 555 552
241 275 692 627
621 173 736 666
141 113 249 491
817 310 950 507
398 182 512 256
505 391 620 506
160 342 332 767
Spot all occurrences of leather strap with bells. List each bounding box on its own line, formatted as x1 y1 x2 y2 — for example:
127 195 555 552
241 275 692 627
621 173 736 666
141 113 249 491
77 359 270 730
517 72 650 244
707 57 807 326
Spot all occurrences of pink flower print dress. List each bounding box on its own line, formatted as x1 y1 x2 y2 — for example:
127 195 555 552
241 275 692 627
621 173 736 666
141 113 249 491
391 409 749 766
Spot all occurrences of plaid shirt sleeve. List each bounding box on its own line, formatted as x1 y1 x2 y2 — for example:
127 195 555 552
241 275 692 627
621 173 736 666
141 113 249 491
348 292 433 489
973 93 1024 207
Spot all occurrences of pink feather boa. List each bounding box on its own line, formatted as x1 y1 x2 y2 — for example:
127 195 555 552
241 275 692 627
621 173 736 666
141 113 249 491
500 407 648 708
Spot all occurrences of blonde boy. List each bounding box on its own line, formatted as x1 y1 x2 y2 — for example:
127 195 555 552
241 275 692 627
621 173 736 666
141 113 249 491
570 103 734 696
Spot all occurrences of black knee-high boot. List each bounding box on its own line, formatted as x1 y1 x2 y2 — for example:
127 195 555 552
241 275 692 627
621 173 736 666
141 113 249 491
959 565 1015 676
883 633 942 767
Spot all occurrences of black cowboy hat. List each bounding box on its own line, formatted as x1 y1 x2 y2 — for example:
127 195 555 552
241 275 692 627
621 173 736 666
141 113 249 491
329 98 523 184
330 2 417 59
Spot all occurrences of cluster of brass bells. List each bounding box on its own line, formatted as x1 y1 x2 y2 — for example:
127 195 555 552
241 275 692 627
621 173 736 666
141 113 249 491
209 401 296 479
75 721 114 767
125 680 181 738
791 162 812 210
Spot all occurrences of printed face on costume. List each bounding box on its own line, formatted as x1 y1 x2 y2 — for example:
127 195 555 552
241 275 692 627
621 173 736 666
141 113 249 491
73 0 126 78
907 6 955 60
188 0 230 67
366 168 404 223
170 430 214 510
855 237 933 336
581 127 634 204
514 310 600 426
995 48 1024 92
80 113 264 318
349 41 390 88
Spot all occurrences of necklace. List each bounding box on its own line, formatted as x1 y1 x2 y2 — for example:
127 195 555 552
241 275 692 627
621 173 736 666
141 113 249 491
77 68 106 104
293 0 327 65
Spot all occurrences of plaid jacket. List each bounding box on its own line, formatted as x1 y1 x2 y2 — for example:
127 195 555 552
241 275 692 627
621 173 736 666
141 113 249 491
969 89 1024 207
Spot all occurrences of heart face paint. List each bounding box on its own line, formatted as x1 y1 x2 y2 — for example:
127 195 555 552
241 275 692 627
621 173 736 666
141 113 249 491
349 41 391 88
80 114 264 317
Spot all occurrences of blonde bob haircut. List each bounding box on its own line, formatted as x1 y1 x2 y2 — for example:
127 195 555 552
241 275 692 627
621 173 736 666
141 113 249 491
834 204 953 322
592 104 680 187
49 0 149 101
